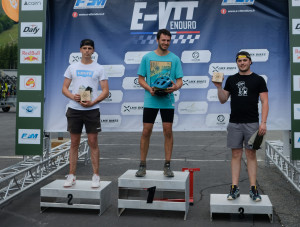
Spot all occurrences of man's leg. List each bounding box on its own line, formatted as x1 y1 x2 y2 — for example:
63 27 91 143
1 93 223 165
69 133 81 175
140 123 154 161
162 122 173 161
231 148 243 185
245 148 257 186
87 132 100 175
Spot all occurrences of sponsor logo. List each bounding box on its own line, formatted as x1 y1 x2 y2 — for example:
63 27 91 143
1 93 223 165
209 63 238 75
102 65 125 78
178 101 208 114
292 0 300 6
122 77 143 90
292 19 300 35
72 12 78 18
207 89 218 101
101 90 123 103
240 49 269 62
294 132 300 148
76 70 94 77
181 76 209 89
20 22 42 37
293 75 300 91
74 0 107 9
20 49 42 64
293 47 300 63
121 102 144 115
124 51 149 64
100 115 122 128
21 0 43 11
222 0 254 5
19 102 41 117
69 52 98 64
205 114 229 127
19 76 41 90
181 50 211 63
294 104 300 119
130 1 200 44
221 8 227 14
18 129 41 144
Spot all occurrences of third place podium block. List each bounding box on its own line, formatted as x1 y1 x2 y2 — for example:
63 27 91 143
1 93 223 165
118 170 190 220
210 194 273 222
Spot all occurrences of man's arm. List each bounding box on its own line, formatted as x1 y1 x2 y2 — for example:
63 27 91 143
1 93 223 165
212 81 230 104
259 92 269 135
62 78 80 102
138 75 155 96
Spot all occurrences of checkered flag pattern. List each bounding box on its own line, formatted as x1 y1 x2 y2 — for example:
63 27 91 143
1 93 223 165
134 34 200 44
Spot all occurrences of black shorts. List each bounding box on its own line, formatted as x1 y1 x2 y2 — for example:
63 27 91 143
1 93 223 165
143 108 174 124
66 108 101 134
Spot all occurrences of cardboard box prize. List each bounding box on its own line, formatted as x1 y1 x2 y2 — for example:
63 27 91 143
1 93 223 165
212 72 224 83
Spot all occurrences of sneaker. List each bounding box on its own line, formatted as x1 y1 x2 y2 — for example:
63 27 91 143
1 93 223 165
163 163 174 177
227 185 240 200
91 174 101 188
64 174 76 187
135 164 146 177
249 185 261 202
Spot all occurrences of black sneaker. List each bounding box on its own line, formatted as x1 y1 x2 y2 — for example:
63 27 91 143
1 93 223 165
227 185 240 200
135 164 146 177
249 185 261 202
163 163 174 177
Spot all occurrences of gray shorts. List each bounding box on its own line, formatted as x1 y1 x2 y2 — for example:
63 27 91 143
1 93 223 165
227 122 259 149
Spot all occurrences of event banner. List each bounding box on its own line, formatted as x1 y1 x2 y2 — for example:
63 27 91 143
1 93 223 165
44 0 289 132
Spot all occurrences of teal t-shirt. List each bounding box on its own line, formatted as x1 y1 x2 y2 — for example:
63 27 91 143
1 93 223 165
137 51 184 109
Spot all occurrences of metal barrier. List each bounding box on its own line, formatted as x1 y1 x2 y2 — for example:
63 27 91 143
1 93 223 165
265 140 300 193
0 138 89 206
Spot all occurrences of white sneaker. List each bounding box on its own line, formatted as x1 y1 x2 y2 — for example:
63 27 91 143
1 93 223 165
91 174 100 188
64 174 76 187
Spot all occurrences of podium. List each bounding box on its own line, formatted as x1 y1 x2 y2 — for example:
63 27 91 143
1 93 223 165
118 170 190 220
210 194 273 222
40 180 112 215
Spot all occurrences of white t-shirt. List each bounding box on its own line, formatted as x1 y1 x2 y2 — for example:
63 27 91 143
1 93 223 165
64 61 108 110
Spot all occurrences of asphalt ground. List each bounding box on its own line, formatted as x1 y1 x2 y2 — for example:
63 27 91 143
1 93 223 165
0 107 300 227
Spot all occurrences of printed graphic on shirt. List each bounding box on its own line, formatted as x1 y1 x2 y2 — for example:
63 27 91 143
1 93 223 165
76 70 94 77
150 61 171 84
236 81 248 96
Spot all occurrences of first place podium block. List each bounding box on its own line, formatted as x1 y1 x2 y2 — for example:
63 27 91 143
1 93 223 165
118 170 190 220
210 194 273 223
40 180 112 215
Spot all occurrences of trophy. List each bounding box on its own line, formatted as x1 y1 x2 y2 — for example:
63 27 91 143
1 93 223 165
212 72 224 83
80 86 92 102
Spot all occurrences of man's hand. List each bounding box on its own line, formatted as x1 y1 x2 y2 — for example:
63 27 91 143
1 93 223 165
150 87 155 96
212 81 223 89
258 122 267 136
166 81 178 93
80 100 94 108
74 94 81 102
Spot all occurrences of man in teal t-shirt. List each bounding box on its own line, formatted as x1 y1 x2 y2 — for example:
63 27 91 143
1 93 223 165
136 29 183 178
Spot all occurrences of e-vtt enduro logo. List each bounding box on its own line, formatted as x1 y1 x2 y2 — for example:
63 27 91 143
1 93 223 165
130 1 200 44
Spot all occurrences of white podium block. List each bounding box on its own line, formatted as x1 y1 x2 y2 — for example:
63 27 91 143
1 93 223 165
40 180 112 215
210 194 273 223
118 170 190 220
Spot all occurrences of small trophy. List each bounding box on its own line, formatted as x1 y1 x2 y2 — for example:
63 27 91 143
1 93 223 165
212 72 224 83
80 86 92 102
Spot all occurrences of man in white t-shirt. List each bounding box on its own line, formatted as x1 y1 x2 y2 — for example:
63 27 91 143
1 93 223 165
62 39 109 188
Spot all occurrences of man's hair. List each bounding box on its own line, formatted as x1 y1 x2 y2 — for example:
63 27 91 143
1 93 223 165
80 39 94 49
157 29 172 40
236 51 252 62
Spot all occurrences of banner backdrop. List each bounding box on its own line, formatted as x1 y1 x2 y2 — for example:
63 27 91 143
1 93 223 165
45 0 289 132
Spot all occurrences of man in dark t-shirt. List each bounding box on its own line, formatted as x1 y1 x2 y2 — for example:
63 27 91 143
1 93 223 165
213 51 269 202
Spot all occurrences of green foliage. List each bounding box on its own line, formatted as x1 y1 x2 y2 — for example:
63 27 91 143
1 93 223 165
0 23 18 46
0 13 14 33
0 43 18 69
